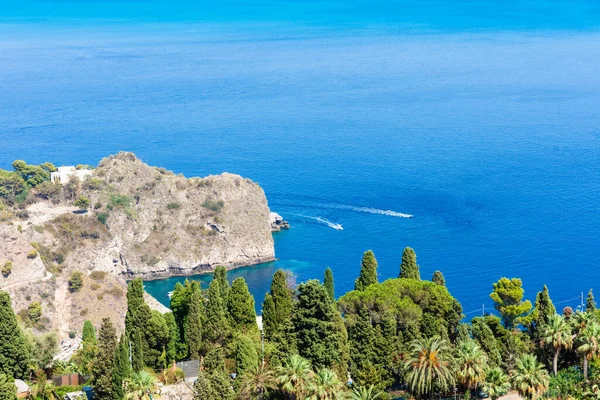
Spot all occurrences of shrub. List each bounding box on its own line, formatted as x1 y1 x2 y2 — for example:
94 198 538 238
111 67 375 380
68 271 84 292
35 181 61 201
2 260 12 277
28 301 42 322
90 270 106 280
94 202 102 209
74 195 91 210
97 212 109 225
202 199 225 213
83 179 104 191
69 331 76 339
27 249 38 259
167 202 181 210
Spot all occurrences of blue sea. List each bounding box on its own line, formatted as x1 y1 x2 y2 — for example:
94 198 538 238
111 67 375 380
2 1 600 316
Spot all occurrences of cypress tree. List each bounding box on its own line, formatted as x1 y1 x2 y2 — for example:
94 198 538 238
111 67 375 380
82 320 96 344
531 284 556 336
0 291 30 379
349 308 377 386
261 269 293 338
186 281 205 359
193 369 214 399
399 247 420 280
324 267 335 301
169 280 194 359
132 329 144 372
432 270 445 286
227 277 257 331
355 250 378 291
112 334 131 400
471 317 502 367
0 373 16 400
125 278 145 337
235 335 258 376
204 280 229 345
164 312 179 363
587 289 596 312
92 318 117 400
292 280 342 370
214 266 230 307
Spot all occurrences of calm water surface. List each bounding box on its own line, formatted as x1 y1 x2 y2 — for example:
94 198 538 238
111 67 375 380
2 1 599 314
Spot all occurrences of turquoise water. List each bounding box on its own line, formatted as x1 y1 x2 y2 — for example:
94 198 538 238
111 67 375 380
2 1 600 315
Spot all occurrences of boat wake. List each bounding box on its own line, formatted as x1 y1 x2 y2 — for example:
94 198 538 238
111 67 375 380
310 217 343 230
342 205 413 218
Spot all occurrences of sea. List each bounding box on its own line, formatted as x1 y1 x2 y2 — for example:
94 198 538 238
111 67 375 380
1 0 599 316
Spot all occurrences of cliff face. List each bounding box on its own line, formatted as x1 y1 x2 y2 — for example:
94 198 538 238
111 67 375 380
74 152 275 278
0 152 274 337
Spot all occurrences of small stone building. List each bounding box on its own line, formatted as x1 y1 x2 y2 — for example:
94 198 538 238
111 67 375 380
50 166 93 185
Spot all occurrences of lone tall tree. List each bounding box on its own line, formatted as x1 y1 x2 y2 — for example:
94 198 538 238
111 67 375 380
587 289 596 312
399 247 420 280
489 277 532 329
227 277 257 331
355 250 378 291
112 334 131 400
93 318 118 400
0 291 30 379
214 266 230 309
324 268 335 301
432 271 445 286
204 279 229 346
186 281 205 359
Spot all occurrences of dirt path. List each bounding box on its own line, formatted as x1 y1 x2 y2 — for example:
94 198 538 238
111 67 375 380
0 271 52 290
54 279 72 337
26 202 78 226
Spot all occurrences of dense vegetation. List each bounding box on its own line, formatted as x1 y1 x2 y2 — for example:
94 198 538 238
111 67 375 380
1 248 600 399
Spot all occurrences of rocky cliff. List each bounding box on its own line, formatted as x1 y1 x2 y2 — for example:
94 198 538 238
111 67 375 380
0 152 274 336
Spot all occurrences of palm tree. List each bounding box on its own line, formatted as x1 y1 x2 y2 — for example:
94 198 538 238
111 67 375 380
455 340 488 392
348 385 383 400
124 370 157 400
276 354 315 399
403 335 455 399
482 367 510 400
240 364 277 399
511 354 549 399
540 314 572 376
576 321 600 380
307 368 344 400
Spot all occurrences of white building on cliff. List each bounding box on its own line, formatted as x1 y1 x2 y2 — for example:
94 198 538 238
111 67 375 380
50 166 93 185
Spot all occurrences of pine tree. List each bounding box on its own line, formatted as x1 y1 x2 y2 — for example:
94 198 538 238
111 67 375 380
262 269 293 338
324 267 335 301
355 250 378 291
587 289 596 312
236 335 258 376
489 278 532 329
205 280 229 346
227 277 257 331
292 280 343 370
432 271 445 286
399 247 420 280
214 266 230 308
0 291 30 379
0 373 16 400
132 329 144 373
112 334 131 400
92 318 117 400
193 369 215 399
82 320 96 344
186 281 205 359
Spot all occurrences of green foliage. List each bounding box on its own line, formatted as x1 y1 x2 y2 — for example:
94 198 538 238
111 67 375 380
355 250 378 291
204 279 229 346
0 169 27 205
27 301 42 322
403 336 455 398
541 314 572 376
399 247 420 280
109 194 136 220
276 354 315 399
163 312 178 363
83 320 96 343
29 332 58 370
202 199 225 213
112 334 131 400
132 330 144 373
0 373 16 400
27 249 38 259
214 266 230 307
34 181 61 201
324 267 335 302
2 261 12 277
11 160 50 187
186 281 205 359
528 285 556 340
292 280 344 371
349 385 384 400
511 354 550 399
169 280 194 359
166 202 181 210
455 339 487 391
227 277 257 331
68 271 84 292
74 195 91 210
432 270 445 286
262 269 293 339
236 334 259 376
489 277 532 329
587 289 596 312
482 367 510 400
471 317 502 368
193 369 215 399
92 318 118 400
